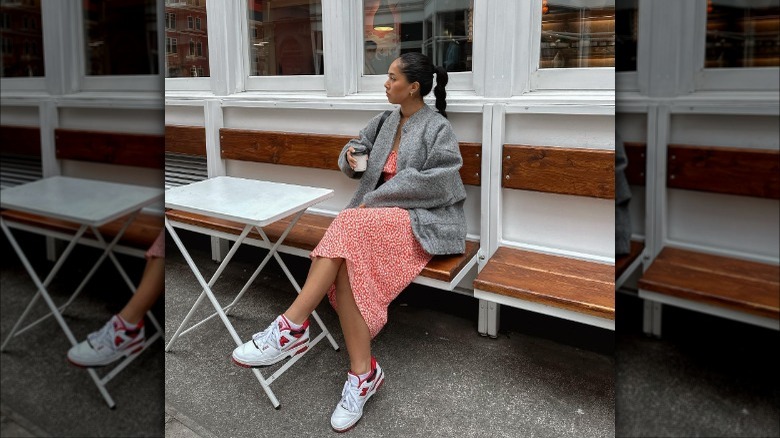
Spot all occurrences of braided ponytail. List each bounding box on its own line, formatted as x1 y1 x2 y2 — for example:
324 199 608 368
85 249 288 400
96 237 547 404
433 66 448 119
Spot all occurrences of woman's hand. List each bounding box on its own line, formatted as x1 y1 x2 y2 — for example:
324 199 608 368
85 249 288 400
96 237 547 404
346 146 357 170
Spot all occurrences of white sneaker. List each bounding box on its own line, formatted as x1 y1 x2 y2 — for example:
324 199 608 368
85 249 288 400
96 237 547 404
331 357 385 432
67 315 145 367
232 314 310 367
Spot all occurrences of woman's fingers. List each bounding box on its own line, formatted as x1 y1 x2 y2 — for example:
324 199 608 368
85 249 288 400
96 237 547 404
346 147 356 169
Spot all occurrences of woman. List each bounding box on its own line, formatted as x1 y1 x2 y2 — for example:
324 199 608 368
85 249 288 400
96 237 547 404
232 52 467 432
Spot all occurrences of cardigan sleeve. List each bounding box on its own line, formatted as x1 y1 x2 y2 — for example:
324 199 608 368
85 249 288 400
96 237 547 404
362 124 464 210
338 112 384 179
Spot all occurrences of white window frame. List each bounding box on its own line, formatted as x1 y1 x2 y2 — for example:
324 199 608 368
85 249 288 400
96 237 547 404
75 0 163 92
691 0 779 92
519 0 615 93
241 0 326 92
357 0 477 93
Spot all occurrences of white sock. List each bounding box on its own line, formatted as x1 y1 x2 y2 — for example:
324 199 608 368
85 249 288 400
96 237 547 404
118 314 140 329
282 314 303 330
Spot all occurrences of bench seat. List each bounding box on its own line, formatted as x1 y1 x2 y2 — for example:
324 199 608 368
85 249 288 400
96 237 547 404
473 247 615 330
165 209 479 287
638 247 780 328
1 209 163 258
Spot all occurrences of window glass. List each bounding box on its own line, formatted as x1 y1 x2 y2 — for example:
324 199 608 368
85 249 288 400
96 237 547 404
362 0 473 75
706 0 779 68
540 0 615 69
0 0 45 77
247 0 323 76
615 0 637 71
84 0 159 75
165 0 209 78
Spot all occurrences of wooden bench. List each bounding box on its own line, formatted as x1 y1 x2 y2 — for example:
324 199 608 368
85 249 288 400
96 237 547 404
1 128 164 258
164 127 482 292
473 144 616 333
0 125 43 189
638 144 780 336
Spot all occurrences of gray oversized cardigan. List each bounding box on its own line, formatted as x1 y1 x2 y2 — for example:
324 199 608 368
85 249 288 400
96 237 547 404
338 105 467 255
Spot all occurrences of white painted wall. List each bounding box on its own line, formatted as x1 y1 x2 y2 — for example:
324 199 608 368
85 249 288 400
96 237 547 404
0 106 39 126
59 108 164 135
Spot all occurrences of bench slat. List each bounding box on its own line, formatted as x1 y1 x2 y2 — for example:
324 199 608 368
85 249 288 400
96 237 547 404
1 210 163 251
220 128 482 186
459 143 481 186
667 144 780 199
502 144 615 199
55 129 164 169
166 209 478 283
220 129 352 171
474 247 615 320
165 125 207 156
639 247 780 320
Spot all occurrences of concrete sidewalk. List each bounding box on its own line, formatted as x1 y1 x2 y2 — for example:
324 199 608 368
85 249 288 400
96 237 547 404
163 231 615 438
3 230 777 437
0 232 166 437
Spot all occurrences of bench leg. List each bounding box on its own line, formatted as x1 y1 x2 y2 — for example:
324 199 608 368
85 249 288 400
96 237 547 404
642 300 662 338
482 300 499 339
478 300 488 336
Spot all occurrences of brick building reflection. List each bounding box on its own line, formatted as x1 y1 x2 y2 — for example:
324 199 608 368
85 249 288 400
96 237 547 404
0 0 44 77
165 0 209 78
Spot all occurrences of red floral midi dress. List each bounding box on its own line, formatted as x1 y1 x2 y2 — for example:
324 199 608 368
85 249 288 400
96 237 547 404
310 150 432 338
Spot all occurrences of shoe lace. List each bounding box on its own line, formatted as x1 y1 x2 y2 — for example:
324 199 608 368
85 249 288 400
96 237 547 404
87 319 116 351
252 321 281 350
339 379 361 413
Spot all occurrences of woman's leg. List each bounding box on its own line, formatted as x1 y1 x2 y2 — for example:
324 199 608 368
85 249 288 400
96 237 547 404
283 256 344 325
333 262 372 375
118 256 165 325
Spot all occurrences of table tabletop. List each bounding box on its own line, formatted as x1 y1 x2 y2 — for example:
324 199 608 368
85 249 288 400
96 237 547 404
0 176 164 227
165 176 334 227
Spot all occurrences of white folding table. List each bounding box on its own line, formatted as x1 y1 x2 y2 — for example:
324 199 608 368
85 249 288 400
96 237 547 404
164 176 340 409
0 176 164 408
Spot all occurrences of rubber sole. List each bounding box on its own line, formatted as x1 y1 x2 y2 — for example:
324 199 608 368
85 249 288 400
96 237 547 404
231 341 309 368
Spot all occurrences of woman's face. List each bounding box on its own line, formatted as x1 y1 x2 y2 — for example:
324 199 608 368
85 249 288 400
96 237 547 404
385 59 417 105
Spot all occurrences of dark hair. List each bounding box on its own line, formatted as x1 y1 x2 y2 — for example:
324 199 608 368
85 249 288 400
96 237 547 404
398 52 449 118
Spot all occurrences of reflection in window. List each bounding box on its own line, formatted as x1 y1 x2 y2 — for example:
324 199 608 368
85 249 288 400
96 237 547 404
84 0 158 75
165 0 209 77
247 0 323 76
540 0 615 69
0 0 45 77
615 0 637 72
706 0 779 68
362 0 473 76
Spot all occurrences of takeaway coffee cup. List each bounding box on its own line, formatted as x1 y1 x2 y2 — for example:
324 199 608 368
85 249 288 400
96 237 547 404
353 151 368 171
